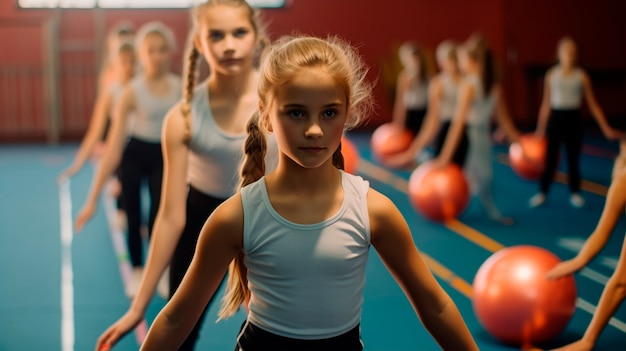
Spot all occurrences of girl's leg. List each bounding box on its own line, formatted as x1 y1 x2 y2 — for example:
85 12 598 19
540 111 564 195
146 142 164 235
171 187 227 350
119 140 144 268
565 111 584 207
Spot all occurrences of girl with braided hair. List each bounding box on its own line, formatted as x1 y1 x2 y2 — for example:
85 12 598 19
95 1 274 350
140 35 478 351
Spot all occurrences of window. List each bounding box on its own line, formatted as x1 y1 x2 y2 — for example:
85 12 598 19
19 0 286 9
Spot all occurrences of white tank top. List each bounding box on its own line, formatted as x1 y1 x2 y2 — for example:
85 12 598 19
108 81 126 105
242 171 371 339
128 73 181 143
403 77 428 109
549 67 584 109
187 84 278 198
439 73 458 122
465 74 496 128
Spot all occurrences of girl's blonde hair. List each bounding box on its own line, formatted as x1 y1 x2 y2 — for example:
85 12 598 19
399 41 430 83
134 21 177 53
181 0 267 143
462 33 498 95
218 35 374 320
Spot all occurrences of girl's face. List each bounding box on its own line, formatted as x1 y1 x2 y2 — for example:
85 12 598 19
195 5 257 76
117 51 136 80
265 67 348 170
558 41 577 67
401 52 420 73
439 56 456 74
458 49 473 74
139 33 171 76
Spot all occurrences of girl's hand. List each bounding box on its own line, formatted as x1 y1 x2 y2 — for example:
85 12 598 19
383 151 418 169
75 202 96 233
58 164 81 183
96 310 144 351
551 338 594 351
534 128 545 139
431 157 448 169
545 259 583 280
604 127 625 141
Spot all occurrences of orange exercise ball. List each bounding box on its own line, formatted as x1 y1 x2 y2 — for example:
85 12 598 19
408 161 469 222
509 135 547 180
473 245 577 346
341 137 359 174
370 123 413 161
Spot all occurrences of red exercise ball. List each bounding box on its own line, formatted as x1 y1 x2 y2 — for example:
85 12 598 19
408 161 469 222
509 135 547 180
341 137 359 174
472 245 577 346
370 123 413 160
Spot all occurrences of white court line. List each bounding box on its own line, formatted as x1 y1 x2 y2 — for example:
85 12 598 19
102 180 148 345
59 179 75 351
576 298 626 333
557 237 613 286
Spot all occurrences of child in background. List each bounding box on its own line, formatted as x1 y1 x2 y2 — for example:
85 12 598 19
95 1 276 350
392 41 430 135
75 22 181 298
546 141 626 351
139 35 478 351
385 40 466 168
58 23 135 180
434 34 522 224
530 37 622 209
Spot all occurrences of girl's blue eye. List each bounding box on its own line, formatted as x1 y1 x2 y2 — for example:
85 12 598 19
234 29 249 38
322 110 337 118
209 32 224 41
288 110 305 119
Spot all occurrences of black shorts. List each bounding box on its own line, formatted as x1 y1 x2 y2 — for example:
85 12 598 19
235 321 363 351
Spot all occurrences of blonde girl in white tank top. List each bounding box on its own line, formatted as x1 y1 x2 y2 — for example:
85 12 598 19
140 35 478 351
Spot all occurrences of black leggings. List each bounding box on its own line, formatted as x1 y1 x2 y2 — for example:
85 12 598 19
405 108 427 135
170 185 227 350
119 137 163 267
236 322 363 351
434 120 469 167
540 109 583 194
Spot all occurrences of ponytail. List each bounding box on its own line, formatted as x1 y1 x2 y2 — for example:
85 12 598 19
482 48 495 96
181 35 200 144
218 112 267 320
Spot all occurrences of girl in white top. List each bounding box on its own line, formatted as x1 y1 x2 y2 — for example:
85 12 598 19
74 22 181 293
392 41 430 135
140 35 478 351
95 1 275 351
434 34 522 224
58 29 135 180
530 37 622 208
546 140 626 351
386 40 468 169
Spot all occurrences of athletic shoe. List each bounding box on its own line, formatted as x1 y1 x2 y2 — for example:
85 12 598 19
528 193 546 208
157 267 170 299
570 193 585 208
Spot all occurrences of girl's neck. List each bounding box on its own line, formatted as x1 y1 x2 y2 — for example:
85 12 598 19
209 67 256 99
560 64 575 73
271 157 341 195
145 69 168 81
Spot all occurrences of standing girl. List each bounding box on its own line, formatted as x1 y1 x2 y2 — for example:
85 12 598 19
58 24 135 180
434 34 522 224
385 40 467 168
546 140 626 351
75 22 181 297
139 35 478 351
530 37 622 208
392 41 430 135
95 1 275 350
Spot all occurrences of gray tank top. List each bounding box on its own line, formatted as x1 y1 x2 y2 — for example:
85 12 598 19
187 84 278 198
129 73 181 143
549 67 584 109
439 73 458 122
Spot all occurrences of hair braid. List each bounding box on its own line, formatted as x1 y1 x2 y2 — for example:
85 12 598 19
181 44 200 143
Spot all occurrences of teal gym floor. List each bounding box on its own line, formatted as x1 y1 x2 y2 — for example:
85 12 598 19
1 131 625 350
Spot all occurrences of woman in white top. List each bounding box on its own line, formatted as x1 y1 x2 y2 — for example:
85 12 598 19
530 37 623 208
434 34 522 224
392 41 430 135
74 22 181 292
